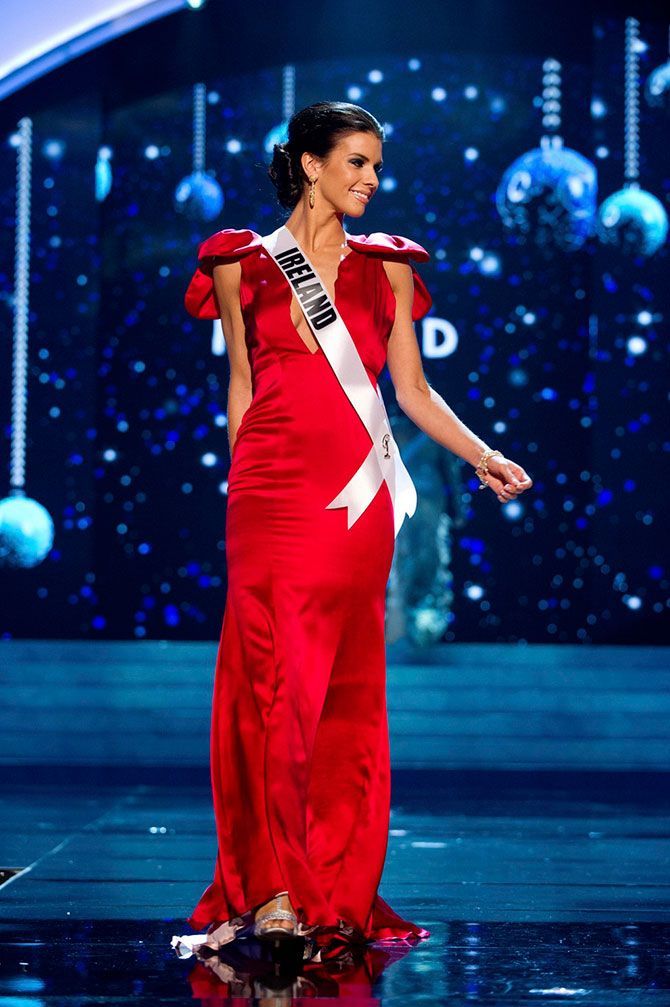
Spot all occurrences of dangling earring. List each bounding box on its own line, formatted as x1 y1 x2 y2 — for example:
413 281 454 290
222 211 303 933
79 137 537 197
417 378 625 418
309 176 317 209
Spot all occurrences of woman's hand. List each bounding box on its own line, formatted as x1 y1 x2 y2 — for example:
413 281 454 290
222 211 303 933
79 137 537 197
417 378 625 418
480 455 533 504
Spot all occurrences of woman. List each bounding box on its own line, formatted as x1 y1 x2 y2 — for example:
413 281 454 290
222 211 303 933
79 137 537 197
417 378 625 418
172 101 533 954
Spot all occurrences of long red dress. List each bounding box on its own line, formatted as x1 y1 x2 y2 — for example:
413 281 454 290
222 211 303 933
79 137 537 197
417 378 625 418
175 225 432 950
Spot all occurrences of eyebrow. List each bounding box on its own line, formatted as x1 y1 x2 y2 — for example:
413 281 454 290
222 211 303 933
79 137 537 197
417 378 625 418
351 151 383 169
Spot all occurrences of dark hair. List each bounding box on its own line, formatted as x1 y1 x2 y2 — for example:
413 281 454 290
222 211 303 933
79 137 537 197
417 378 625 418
268 101 384 210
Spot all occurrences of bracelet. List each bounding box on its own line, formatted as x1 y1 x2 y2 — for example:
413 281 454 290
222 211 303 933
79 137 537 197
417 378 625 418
474 447 504 490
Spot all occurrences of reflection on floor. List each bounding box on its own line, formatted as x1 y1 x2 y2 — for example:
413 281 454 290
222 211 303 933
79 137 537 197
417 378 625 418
0 767 668 1003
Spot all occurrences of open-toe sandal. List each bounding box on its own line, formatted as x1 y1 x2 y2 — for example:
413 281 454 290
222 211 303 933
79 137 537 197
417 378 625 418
253 892 299 940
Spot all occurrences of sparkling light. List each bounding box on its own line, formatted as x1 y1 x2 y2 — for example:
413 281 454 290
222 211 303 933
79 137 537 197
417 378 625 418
623 595 642 610
503 501 524 520
626 336 647 355
42 139 65 159
480 254 501 275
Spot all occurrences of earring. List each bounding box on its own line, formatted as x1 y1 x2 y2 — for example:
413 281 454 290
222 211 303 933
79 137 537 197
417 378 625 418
309 176 317 209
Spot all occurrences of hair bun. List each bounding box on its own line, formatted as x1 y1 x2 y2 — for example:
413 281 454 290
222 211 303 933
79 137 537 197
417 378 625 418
268 142 302 210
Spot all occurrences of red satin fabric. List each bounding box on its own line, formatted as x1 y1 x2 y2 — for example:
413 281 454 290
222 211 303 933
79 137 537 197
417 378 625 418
184 227 432 945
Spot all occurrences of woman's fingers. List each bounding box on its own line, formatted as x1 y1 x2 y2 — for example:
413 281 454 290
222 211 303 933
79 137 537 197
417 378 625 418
482 457 533 503
509 462 533 488
484 474 510 500
495 461 533 494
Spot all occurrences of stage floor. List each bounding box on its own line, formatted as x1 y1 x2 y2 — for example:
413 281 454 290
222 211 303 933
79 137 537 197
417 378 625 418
0 767 668 1002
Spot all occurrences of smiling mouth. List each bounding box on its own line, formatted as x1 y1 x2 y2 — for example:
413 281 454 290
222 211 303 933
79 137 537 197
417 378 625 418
351 190 371 204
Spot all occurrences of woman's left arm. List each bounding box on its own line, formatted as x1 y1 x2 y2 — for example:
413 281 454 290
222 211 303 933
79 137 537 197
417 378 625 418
384 260 533 504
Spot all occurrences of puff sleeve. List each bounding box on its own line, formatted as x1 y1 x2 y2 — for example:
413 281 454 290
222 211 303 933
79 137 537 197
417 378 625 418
345 232 433 321
184 228 263 319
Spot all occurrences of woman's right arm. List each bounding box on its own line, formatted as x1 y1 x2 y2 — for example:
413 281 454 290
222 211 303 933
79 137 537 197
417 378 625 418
212 261 252 458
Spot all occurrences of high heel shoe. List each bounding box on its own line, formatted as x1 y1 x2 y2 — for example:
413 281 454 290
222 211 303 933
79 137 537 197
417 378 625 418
253 891 299 940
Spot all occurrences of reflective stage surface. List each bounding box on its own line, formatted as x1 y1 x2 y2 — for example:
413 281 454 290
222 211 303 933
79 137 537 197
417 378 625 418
0 768 669 1004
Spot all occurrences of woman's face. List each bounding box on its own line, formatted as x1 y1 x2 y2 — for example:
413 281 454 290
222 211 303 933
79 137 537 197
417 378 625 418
306 130 383 217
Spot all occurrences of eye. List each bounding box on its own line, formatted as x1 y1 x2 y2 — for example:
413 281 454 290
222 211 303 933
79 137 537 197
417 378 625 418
351 158 383 174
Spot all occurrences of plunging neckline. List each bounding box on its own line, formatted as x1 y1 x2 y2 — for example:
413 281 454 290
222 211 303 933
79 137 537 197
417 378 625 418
278 230 355 356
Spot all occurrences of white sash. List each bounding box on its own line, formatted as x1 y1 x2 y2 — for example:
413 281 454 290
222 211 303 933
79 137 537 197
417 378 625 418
262 225 417 538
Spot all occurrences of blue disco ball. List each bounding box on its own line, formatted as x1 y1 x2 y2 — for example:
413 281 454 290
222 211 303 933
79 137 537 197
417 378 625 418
263 120 289 157
644 60 670 111
174 170 224 222
496 138 598 250
0 493 54 568
597 185 668 257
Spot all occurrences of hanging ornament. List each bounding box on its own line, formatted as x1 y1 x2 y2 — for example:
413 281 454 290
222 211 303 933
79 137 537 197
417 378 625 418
263 65 295 156
597 18 668 257
0 117 55 569
174 83 224 222
496 58 597 251
644 25 670 111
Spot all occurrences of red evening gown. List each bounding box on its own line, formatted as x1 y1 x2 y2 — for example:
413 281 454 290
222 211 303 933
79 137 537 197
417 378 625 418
174 225 432 951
